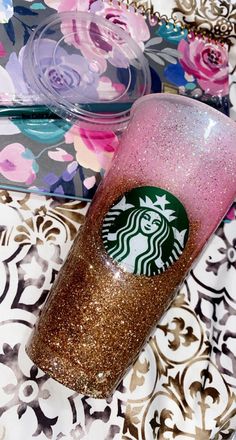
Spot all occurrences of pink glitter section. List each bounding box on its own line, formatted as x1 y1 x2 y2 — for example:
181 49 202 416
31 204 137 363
105 94 236 250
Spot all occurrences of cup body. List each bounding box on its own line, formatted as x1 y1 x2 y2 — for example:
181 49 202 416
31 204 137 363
26 94 236 397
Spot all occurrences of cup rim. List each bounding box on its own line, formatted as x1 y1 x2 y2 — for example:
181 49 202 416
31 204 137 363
131 92 234 127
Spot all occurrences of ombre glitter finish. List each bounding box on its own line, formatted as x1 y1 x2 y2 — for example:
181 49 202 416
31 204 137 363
26 94 236 398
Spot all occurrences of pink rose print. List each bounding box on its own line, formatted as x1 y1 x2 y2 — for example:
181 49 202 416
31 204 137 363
48 0 149 72
65 125 119 172
45 0 150 50
90 0 150 51
178 34 228 96
0 143 38 184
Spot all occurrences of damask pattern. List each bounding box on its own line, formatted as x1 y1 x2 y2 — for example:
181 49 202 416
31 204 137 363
0 194 235 439
171 0 236 41
0 192 126 439
122 210 236 439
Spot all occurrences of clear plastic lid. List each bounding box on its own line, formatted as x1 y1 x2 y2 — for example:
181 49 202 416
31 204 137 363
23 11 151 130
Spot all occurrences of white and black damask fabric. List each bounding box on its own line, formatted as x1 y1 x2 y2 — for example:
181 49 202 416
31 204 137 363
122 205 236 440
0 192 125 440
0 192 235 440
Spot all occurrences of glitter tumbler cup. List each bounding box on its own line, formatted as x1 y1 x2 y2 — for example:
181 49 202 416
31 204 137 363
27 94 236 398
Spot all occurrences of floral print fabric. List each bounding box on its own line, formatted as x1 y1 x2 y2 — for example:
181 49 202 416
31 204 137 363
0 0 230 199
0 118 117 199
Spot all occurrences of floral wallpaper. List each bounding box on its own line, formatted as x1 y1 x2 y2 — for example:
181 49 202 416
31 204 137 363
0 0 231 199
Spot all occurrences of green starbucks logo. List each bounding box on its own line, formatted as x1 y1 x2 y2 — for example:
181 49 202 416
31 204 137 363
102 186 189 276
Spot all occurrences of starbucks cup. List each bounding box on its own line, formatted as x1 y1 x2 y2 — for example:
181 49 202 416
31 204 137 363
26 94 236 398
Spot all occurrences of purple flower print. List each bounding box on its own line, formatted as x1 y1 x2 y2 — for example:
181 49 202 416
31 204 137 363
6 39 100 102
32 39 100 101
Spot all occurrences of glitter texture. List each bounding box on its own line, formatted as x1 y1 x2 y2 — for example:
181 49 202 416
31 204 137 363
26 94 236 398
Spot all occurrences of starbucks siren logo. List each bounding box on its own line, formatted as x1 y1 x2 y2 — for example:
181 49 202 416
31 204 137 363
102 186 189 276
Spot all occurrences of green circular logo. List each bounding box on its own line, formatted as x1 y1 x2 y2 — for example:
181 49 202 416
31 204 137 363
102 186 189 276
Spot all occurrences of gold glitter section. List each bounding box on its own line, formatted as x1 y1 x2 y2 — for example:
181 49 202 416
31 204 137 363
26 175 202 399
